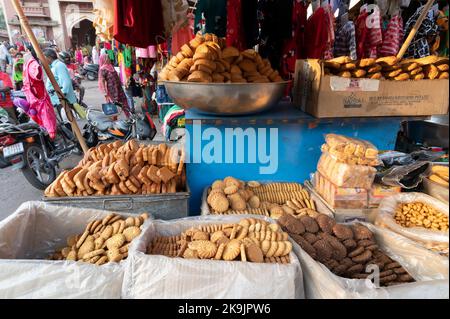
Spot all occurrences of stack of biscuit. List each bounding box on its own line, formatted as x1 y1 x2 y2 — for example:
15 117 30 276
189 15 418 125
44 140 186 197
278 213 415 287
207 178 317 220
48 212 148 265
324 55 449 80
159 33 284 83
147 217 292 264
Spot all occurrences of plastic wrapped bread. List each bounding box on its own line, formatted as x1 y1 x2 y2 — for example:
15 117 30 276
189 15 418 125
314 172 369 209
321 134 380 166
317 152 377 189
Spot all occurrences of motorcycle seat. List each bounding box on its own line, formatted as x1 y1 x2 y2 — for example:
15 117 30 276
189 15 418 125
88 111 115 131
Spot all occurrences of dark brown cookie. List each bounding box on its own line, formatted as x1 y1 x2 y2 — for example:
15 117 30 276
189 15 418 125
332 224 354 240
348 246 365 258
321 233 347 261
285 218 306 235
379 270 394 277
291 234 317 259
341 257 354 268
303 232 319 245
343 239 357 250
332 264 348 276
323 259 340 270
316 214 336 234
380 274 398 284
351 224 373 240
393 267 407 275
358 239 376 247
397 274 414 282
366 245 379 251
300 216 319 234
352 250 373 264
384 261 402 270
352 273 370 279
346 264 364 275
313 239 333 263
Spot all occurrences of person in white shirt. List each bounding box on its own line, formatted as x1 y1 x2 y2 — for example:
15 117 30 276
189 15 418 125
0 42 11 73
92 45 99 65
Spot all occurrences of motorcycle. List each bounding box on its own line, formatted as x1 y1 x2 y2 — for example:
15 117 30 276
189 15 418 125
83 103 157 143
80 63 99 81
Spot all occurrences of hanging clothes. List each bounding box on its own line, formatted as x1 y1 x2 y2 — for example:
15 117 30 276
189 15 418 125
334 20 357 60
226 0 258 50
93 0 115 41
356 8 369 59
172 14 195 55
161 0 190 36
365 5 383 58
258 0 293 70
113 0 164 47
195 0 228 37
22 58 57 139
242 0 259 48
379 14 404 57
323 3 336 59
404 4 439 58
305 7 328 59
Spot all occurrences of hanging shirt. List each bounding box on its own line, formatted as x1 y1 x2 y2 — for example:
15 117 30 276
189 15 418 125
113 0 164 47
323 3 336 60
356 10 369 59
22 58 57 139
194 0 227 37
365 6 383 58
172 15 195 55
379 14 404 57
0 72 13 108
404 4 439 58
92 46 99 65
334 21 357 60
305 7 328 59
226 0 245 50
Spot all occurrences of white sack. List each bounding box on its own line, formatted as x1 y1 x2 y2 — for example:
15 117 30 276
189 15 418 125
293 223 449 299
123 215 304 299
0 201 127 299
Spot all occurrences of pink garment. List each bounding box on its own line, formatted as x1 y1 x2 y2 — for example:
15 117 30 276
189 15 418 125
98 53 116 93
22 58 57 139
323 4 335 59
171 17 194 55
148 45 157 58
136 46 157 59
75 50 83 64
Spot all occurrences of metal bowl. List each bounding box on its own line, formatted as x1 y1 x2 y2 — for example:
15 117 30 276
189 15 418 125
161 81 290 115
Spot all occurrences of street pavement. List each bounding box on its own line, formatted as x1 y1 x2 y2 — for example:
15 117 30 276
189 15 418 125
0 80 164 221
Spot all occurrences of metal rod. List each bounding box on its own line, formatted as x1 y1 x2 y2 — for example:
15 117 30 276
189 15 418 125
11 0 89 153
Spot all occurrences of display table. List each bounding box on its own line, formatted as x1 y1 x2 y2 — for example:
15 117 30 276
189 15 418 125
185 102 427 215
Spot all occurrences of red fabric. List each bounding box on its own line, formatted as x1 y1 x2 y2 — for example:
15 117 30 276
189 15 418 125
172 16 195 55
305 8 328 59
379 15 404 57
226 0 246 51
113 0 164 47
323 4 335 60
356 11 369 59
0 72 13 108
365 8 383 58
22 58 57 139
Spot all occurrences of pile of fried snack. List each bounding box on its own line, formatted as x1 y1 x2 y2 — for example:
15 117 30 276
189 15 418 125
45 140 186 197
206 178 317 219
147 218 292 264
159 33 284 83
324 55 449 80
48 213 148 265
278 213 415 287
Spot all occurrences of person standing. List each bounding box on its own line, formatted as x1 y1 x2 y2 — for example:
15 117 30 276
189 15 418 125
13 52 24 90
92 45 99 65
0 42 11 73
43 48 78 122
0 69 17 123
75 46 83 65
98 53 131 118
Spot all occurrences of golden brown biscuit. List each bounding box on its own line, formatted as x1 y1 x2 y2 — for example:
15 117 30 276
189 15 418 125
222 239 241 261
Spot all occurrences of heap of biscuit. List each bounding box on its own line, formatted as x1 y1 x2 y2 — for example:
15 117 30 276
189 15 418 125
159 33 284 83
278 213 415 287
207 178 317 220
324 55 449 80
148 218 292 264
44 140 186 197
48 213 148 265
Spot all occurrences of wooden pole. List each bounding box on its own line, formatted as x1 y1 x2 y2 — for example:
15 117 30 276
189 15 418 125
397 0 435 59
11 0 89 153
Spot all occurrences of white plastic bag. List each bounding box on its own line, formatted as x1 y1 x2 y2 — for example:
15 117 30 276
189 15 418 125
293 222 448 299
375 193 449 254
122 215 304 299
0 202 126 299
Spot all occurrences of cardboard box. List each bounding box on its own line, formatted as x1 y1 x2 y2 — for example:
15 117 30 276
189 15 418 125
369 183 402 208
293 60 449 118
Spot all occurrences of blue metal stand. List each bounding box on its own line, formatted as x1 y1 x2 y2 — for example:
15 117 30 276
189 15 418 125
185 103 426 215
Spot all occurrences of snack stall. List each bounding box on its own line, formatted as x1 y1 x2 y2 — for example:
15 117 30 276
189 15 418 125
0 0 449 301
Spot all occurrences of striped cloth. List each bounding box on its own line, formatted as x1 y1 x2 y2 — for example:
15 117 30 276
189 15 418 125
334 21 357 60
379 15 404 57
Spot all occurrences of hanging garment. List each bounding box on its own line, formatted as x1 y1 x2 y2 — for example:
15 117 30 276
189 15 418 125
356 9 369 59
195 0 227 37
379 14 404 57
365 6 383 58
114 0 164 47
172 15 195 55
323 3 336 59
226 0 245 50
93 0 115 41
334 21 357 60
22 58 57 139
305 7 328 59
242 0 259 48
258 0 293 69
161 0 190 36
404 4 439 58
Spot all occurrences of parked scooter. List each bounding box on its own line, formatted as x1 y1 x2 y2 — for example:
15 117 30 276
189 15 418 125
81 63 99 81
83 103 157 143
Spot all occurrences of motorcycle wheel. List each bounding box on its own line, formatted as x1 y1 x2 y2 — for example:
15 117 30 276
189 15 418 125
21 143 57 190
83 128 99 149
87 72 96 81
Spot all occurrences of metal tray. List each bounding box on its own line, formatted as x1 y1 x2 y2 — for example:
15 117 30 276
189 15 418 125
43 191 190 220
162 81 290 115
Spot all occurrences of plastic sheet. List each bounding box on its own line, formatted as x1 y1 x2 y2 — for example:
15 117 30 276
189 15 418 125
322 134 380 166
0 202 126 299
375 193 449 254
122 215 304 299
292 222 449 299
318 152 377 189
